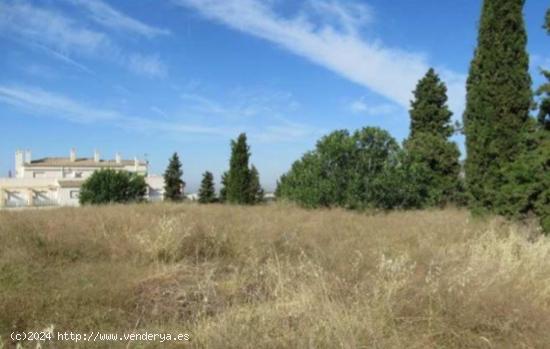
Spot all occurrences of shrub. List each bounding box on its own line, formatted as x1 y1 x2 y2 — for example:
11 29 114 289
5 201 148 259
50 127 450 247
79 169 146 205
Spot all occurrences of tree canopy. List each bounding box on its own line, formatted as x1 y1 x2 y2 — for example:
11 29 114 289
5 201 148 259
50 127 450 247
463 0 532 210
198 171 217 204
79 169 147 205
163 152 185 201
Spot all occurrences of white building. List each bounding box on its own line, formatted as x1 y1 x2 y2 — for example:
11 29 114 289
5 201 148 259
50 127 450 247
0 149 165 207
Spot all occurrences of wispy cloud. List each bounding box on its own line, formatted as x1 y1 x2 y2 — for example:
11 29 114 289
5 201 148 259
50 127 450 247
0 85 119 123
0 1 108 53
0 1 167 78
0 85 320 142
174 0 465 114
349 97 398 116
0 85 219 134
70 0 170 38
23 64 59 80
181 89 300 121
254 119 324 142
150 106 169 118
128 54 167 78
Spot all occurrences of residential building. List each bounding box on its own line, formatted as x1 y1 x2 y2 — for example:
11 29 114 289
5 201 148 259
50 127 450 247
0 149 165 207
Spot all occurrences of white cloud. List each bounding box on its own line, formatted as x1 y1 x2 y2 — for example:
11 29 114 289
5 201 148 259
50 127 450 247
180 89 300 121
128 54 167 78
0 85 220 134
349 98 398 116
254 119 324 142
0 1 108 54
0 1 167 78
71 0 170 38
307 0 373 34
174 0 465 115
0 85 118 123
0 85 320 142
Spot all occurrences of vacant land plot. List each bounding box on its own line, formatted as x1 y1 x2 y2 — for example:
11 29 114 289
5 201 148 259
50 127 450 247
1 203 549 348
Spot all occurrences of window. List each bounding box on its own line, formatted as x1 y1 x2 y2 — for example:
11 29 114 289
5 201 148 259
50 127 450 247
74 172 82 178
70 190 80 199
33 171 45 178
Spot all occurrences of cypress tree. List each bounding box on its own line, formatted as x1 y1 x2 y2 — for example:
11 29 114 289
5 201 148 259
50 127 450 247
219 172 228 203
198 171 216 204
163 152 185 201
536 70 550 130
248 165 264 204
463 0 532 209
406 68 461 206
226 133 252 204
409 68 454 138
536 9 550 130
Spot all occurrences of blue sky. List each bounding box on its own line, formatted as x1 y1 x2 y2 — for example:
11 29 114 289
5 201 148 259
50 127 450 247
1 0 549 192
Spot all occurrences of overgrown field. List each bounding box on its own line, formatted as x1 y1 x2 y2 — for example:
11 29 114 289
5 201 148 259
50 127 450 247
1 204 549 348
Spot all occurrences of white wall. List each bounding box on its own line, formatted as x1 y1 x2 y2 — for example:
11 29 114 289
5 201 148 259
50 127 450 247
146 176 165 202
57 187 80 206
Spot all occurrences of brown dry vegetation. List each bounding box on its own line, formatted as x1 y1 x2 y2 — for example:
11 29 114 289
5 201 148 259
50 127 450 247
1 203 549 348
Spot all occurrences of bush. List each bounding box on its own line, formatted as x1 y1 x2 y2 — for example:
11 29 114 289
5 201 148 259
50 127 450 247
79 169 147 205
277 127 434 209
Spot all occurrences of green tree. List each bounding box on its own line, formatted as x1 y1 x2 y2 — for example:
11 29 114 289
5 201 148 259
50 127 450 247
535 70 550 130
409 68 454 138
497 120 550 233
496 9 549 234
405 69 461 206
346 127 400 208
225 133 252 204
536 10 550 130
198 171 217 204
404 134 461 206
463 0 532 210
79 169 146 205
248 165 264 204
163 152 185 201
276 151 324 208
219 172 228 203
370 150 431 209
277 127 418 209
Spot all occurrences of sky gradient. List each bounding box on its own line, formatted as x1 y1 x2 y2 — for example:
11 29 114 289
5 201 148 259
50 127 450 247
1 0 549 191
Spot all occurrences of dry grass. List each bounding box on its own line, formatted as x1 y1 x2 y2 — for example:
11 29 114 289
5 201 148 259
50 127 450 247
1 203 549 348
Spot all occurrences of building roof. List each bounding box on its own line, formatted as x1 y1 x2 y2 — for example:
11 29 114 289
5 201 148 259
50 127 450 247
27 157 146 168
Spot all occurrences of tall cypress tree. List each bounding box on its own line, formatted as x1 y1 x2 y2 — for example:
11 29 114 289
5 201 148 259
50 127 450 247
536 8 550 130
226 133 252 204
406 68 460 205
163 152 185 201
198 171 216 204
463 0 532 209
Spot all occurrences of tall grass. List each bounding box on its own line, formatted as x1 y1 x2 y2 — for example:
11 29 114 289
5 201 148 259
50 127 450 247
1 203 549 348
